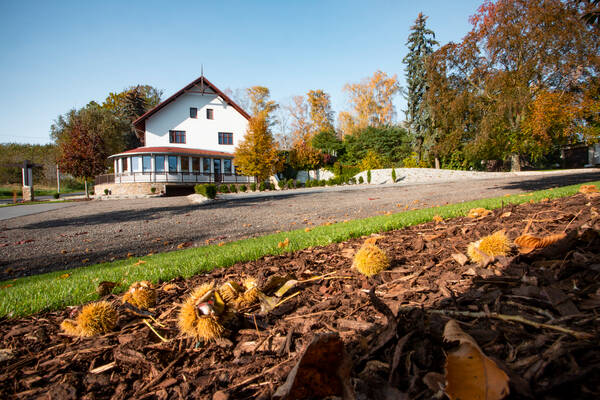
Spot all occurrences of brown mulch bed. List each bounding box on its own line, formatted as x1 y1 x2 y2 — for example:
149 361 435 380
1 193 599 399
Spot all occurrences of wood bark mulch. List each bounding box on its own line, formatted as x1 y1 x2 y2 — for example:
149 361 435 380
1 193 599 399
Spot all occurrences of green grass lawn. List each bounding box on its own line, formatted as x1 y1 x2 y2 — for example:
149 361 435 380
0 185 82 199
0 181 596 318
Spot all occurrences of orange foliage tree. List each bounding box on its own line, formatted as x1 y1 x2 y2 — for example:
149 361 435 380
427 0 599 170
234 112 282 182
340 71 401 137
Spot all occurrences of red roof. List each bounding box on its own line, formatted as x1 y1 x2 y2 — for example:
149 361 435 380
132 75 251 139
109 147 234 158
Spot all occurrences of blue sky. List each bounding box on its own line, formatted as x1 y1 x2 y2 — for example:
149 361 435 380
0 0 482 144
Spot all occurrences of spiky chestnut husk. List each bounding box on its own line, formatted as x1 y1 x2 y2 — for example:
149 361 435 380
218 281 243 303
233 287 261 310
177 296 225 341
352 243 390 277
467 230 511 264
122 281 157 310
61 301 118 337
189 282 215 303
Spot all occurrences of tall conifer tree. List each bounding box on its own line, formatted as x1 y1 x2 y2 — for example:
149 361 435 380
403 13 438 162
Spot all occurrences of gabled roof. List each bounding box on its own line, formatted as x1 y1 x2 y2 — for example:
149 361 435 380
108 146 234 159
132 75 251 138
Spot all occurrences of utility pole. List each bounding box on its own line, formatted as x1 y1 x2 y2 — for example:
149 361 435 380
56 165 60 193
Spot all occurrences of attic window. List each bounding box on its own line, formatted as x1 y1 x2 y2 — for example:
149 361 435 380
190 107 197 118
207 108 214 119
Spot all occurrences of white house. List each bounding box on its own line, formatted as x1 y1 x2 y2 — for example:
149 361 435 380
97 75 253 196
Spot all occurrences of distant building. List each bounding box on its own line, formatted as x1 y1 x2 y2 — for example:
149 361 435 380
96 75 253 196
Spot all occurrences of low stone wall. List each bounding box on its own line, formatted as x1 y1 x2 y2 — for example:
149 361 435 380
94 182 166 198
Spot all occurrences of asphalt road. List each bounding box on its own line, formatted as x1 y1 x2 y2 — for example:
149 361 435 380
1 170 599 280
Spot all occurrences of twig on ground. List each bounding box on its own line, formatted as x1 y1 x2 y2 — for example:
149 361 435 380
143 319 168 342
422 308 593 339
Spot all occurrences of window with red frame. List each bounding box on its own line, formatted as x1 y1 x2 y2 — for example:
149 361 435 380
169 130 186 144
218 132 233 145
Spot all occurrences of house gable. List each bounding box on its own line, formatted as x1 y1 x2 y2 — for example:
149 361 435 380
133 76 250 153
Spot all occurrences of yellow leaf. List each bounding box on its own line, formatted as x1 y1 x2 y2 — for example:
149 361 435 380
218 242 225 247
60 273 70 279
133 259 146 266
304 227 311 232
444 320 510 400
468 208 492 219
82 259 89 264
433 215 444 223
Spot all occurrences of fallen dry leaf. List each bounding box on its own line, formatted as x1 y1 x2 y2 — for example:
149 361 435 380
423 233 442 241
451 253 469 266
364 235 384 245
444 319 510 400
218 242 225 247
60 273 70 279
304 227 311 232
579 184 598 194
514 233 566 254
81 259 89 264
133 259 146 266
468 208 492 219
433 215 444 223
278 238 290 249
500 212 512 218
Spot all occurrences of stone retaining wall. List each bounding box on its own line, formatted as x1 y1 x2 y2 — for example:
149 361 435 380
94 182 166 198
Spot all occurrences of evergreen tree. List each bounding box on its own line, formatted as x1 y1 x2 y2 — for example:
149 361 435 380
403 13 438 162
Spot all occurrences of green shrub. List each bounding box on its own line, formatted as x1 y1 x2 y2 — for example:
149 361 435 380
250 183 257 191
194 184 217 199
103 188 109 195
402 152 428 168
220 184 230 193
89 190 95 195
367 170 371 184
53 192 60 199
391 168 396 182
287 179 294 189
359 176 364 184
348 177 357 184
229 184 237 193
259 182 266 191
151 187 157 194
240 184 247 192
326 179 335 186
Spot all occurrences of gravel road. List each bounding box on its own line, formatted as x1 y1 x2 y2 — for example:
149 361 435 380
1 170 599 280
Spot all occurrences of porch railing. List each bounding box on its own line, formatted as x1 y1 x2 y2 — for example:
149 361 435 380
99 171 255 184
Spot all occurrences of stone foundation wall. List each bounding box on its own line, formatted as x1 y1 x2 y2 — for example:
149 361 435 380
22 186 33 201
94 182 166 198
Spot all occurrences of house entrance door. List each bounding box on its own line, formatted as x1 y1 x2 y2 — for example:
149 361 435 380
213 159 222 182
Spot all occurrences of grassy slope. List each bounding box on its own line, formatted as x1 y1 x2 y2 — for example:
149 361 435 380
1 181 596 318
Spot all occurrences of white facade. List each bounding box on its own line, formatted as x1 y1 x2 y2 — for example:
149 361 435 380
144 84 248 152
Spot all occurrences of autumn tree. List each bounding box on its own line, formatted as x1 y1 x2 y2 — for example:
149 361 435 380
234 111 282 182
427 0 599 170
53 104 118 197
287 96 321 169
307 90 335 133
246 86 279 123
339 71 401 136
403 13 438 162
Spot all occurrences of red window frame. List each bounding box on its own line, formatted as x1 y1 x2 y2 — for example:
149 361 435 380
169 130 186 144
218 132 233 145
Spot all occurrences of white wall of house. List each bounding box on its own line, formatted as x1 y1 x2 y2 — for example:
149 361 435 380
144 91 248 153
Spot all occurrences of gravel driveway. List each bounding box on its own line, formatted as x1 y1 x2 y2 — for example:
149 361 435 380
1 170 599 280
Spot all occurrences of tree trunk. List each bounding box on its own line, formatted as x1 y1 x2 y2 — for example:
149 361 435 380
510 154 521 172
84 179 89 199
434 157 440 169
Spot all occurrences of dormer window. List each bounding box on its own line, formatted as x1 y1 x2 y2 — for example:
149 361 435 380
190 107 197 118
207 108 214 119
